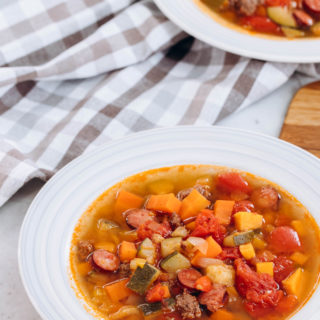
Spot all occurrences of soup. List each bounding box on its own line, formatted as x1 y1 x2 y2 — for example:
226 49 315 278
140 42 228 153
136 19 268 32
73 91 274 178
196 0 320 38
70 165 320 320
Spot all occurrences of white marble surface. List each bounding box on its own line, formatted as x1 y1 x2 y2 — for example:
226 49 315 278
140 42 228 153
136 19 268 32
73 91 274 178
0 73 314 320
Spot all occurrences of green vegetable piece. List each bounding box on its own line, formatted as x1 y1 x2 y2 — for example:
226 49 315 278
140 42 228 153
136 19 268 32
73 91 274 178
267 7 297 27
138 302 162 315
282 27 305 38
160 251 191 273
233 231 255 246
127 263 159 295
137 238 156 264
161 237 182 258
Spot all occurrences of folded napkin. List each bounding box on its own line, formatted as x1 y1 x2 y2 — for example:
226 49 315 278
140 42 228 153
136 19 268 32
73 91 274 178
0 0 319 206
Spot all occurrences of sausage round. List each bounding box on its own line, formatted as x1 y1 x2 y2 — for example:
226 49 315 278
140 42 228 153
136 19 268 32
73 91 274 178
125 208 154 229
304 0 320 14
177 268 202 289
293 9 313 26
251 186 280 210
92 249 120 271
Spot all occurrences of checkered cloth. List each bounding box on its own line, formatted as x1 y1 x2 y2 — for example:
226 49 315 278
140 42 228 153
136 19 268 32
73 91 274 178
0 0 319 206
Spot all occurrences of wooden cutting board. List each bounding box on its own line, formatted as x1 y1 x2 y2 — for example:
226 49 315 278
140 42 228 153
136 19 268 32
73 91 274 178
280 81 320 158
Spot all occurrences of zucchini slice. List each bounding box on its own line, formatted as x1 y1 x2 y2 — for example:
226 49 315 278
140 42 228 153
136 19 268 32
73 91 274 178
267 7 297 27
138 302 162 315
137 238 156 264
127 263 160 295
97 219 120 232
160 251 191 273
233 231 255 246
161 237 182 258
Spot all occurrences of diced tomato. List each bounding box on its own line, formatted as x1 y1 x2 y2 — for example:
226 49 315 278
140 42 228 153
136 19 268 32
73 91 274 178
217 247 241 261
273 256 294 284
268 227 301 253
240 16 282 35
266 0 291 6
195 276 213 292
217 172 252 194
191 210 226 244
250 250 275 266
233 200 255 214
275 294 298 314
137 220 171 240
146 283 170 303
235 259 284 318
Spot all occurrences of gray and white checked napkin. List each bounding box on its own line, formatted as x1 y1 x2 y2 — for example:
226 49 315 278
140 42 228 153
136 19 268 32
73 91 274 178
0 0 319 206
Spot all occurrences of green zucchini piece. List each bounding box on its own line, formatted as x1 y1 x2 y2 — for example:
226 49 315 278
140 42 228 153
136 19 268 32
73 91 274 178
267 7 297 27
160 251 191 273
127 263 160 295
138 302 162 315
233 231 255 246
137 238 156 264
161 237 182 258
282 27 305 38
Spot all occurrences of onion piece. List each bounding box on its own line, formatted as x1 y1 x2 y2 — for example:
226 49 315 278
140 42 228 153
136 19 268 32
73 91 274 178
194 257 223 268
186 237 208 254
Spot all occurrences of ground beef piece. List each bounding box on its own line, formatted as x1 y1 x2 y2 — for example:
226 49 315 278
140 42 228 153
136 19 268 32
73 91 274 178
118 263 131 278
198 283 227 312
77 240 94 261
229 0 264 16
170 212 182 228
177 184 212 201
176 289 201 319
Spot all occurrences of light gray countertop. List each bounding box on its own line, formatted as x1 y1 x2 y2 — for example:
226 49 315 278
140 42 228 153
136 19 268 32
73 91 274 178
0 73 313 320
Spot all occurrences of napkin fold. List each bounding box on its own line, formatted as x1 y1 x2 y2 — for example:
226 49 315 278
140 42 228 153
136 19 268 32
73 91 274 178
0 0 318 206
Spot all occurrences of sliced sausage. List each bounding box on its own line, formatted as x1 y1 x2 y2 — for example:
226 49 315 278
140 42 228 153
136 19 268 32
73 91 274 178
233 200 255 214
251 186 280 210
137 220 171 240
304 0 320 15
198 283 227 312
125 208 154 229
177 268 202 289
92 249 120 271
77 240 94 261
293 9 313 26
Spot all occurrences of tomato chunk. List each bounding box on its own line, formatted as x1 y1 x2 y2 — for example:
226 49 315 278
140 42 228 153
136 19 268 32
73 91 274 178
269 227 301 253
146 283 170 302
266 0 291 6
235 259 283 318
233 200 255 214
137 220 171 240
217 247 241 261
240 16 281 35
217 172 251 194
191 210 226 244
273 256 294 284
275 294 298 314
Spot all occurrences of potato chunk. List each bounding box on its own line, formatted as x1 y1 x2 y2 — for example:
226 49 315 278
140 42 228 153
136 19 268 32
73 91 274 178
206 264 235 287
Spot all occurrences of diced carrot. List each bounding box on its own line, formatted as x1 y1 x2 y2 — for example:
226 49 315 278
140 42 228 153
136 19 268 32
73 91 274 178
146 193 181 214
114 190 144 215
213 200 235 225
191 236 222 266
195 276 213 292
119 241 137 262
210 309 234 320
179 189 211 220
145 283 170 302
105 279 132 303
77 262 92 276
186 221 196 230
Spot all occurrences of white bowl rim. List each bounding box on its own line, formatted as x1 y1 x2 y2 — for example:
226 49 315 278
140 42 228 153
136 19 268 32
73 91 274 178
18 125 320 320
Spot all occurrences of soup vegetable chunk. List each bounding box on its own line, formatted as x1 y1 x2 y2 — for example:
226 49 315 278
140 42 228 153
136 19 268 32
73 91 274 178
70 165 320 320
198 0 320 37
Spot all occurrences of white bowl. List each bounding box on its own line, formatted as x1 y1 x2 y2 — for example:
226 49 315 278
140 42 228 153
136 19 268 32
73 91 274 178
154 0 320 62
19 126 320 319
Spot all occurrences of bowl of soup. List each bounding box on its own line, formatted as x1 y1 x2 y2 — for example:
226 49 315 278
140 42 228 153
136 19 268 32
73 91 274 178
19 126 320 319
153 0 320 62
